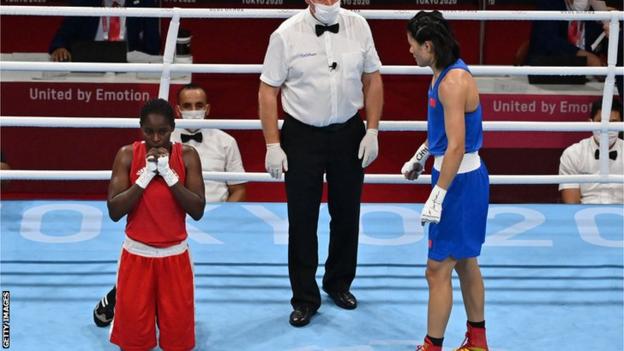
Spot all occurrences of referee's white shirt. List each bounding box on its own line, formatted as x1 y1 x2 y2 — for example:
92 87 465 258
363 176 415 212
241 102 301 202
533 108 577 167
559 137 624 204
260 7 382 127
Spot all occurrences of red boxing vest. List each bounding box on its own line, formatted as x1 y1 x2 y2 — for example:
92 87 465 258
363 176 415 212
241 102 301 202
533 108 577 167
126 141 187 247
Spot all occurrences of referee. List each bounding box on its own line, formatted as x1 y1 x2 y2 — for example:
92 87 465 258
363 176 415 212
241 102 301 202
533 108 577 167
258 0 383 327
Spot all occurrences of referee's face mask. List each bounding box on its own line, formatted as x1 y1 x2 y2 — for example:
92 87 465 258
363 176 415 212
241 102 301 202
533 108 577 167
307 0 340 25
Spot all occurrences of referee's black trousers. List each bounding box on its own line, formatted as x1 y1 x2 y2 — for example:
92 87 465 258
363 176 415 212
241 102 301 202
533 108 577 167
281 114 365 310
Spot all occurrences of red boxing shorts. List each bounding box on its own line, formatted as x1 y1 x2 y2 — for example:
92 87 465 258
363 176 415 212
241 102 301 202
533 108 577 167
110 237 195 351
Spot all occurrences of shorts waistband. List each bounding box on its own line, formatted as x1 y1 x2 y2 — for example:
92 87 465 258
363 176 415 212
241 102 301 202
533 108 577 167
433 151 481 174
123 236 188 258
284 113 360 132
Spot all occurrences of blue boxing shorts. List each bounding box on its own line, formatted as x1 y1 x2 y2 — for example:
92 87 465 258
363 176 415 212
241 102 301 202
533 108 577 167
428 161 489 261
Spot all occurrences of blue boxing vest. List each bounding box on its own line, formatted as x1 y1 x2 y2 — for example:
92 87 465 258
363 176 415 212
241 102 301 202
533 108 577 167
427 59 483 156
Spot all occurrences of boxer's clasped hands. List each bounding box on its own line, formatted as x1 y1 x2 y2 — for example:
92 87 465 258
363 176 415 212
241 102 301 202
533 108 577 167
136 148 179 188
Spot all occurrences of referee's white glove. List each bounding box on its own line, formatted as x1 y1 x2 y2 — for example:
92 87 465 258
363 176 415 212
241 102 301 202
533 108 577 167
265 143 288 179
401 143 430 180
136 155 157 189
157 154 179 187
358 128 379 168
421 185 447 226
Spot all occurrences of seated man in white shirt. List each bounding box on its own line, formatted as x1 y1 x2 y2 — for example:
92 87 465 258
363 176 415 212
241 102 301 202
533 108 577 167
171 83 246 202
92 83 246 328
559 98 623 204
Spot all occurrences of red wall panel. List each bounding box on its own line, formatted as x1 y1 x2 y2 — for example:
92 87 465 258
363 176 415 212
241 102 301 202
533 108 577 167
1 3 565 203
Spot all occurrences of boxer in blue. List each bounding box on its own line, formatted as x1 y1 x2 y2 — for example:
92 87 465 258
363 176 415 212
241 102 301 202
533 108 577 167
401 10 489 351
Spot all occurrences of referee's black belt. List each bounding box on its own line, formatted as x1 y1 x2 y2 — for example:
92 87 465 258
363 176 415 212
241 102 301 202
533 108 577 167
284 113 360 132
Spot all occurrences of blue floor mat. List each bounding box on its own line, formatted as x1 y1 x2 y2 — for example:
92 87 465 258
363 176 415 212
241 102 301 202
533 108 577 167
1 201 622 350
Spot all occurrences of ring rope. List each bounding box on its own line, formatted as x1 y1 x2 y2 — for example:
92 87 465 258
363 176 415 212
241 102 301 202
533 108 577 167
1 6 623 21
2 117 623 132
1 7 622 184
1 170 622 185
2 62 623 76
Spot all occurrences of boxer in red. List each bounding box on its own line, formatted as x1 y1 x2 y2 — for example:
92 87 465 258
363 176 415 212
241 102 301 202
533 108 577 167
107 98 205 351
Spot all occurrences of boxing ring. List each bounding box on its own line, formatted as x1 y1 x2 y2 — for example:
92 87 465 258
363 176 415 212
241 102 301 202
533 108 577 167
1 6 624 351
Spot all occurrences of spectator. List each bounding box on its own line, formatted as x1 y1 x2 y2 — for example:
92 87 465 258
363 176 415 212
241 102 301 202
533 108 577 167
48 0 160 62
526 0 623 95
559 98 624 204
171 83 247 202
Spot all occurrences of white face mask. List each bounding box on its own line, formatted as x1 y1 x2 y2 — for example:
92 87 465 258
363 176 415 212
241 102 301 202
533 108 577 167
313 1 340 25
570 0 589 11
180 109 206 120
180 109 206 133
593 130 619 146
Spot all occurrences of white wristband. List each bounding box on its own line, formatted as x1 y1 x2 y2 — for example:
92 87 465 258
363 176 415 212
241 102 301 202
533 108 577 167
136 170 155 189
157 155 179 187
161 170 179 187
429 185 447 204
414 143 430 165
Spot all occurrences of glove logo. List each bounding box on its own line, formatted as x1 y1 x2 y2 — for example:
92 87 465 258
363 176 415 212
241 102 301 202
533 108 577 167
416 148 429 161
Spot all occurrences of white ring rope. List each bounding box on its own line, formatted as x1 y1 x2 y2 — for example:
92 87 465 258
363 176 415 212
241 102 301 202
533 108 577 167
1 170 622 185
2 117 624 132
2 61 623 76
0 7 622 184
1 7 623 21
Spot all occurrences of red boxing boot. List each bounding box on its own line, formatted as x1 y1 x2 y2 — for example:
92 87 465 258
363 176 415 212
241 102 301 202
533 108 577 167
416 336 443 351
455 322 489 351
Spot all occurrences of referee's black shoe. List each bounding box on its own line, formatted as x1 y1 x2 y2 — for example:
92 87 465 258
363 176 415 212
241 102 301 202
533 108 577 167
324 289 357 310
93 295 115 327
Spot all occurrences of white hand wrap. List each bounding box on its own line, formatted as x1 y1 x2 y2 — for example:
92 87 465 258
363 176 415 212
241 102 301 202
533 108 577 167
358 128 379 168
157 155 179 187
401 143 430 180
265 143 288 179
136 155 157 189
421 185 447 225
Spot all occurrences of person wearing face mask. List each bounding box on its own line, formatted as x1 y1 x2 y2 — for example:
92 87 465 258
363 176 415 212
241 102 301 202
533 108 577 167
526 0 623 96
171 83 247 202
258 0 383 327
559 99 624 204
